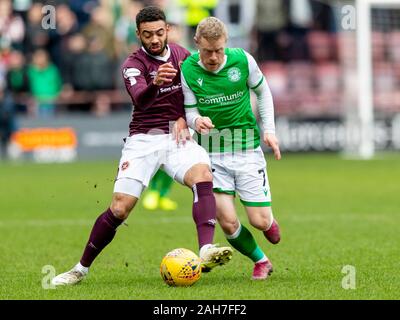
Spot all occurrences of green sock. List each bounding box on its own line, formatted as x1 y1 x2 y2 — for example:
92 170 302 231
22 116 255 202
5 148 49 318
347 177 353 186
158 170 174 197
226 224 266 263
149 170 163 191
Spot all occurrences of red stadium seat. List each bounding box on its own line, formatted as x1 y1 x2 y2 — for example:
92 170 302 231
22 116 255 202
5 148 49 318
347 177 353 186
371 32 386 62
337 33 357 62
315 63 341 94
386 31 400 63
260 62 288 96
287 62 314 94
373 62 396 93
307 31 336 63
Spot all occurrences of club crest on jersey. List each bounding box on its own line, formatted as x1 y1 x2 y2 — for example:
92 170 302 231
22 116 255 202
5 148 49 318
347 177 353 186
227 67 241 82
150 71 157 79
121 161 130 171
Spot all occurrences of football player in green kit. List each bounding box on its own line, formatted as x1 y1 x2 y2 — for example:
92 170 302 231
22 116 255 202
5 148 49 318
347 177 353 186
181 17 281 280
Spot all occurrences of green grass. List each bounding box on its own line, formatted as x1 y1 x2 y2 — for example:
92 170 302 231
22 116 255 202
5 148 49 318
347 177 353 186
1 153 399 300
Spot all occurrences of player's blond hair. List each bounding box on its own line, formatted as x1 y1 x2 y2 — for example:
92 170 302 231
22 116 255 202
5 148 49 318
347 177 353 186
195 17 228 41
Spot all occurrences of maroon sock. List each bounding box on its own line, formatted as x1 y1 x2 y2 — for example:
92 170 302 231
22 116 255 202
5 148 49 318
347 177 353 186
192 182 216 249
80 208 123 267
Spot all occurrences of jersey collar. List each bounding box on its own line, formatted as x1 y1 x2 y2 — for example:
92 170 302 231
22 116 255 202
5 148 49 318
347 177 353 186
141 45 171 62
197 55 227 74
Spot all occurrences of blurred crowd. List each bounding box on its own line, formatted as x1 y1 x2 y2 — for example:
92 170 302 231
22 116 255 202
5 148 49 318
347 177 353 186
0 0 400 155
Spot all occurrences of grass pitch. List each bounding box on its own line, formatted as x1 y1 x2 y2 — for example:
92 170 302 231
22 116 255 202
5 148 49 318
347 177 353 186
0 153 399 300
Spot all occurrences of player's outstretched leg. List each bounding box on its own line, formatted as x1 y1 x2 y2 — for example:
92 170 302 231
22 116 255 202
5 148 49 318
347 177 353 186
184 165 233 272
215 193 272 279
51 207 124 286
226 222 273 280
52 192 136 286
192 181 233 270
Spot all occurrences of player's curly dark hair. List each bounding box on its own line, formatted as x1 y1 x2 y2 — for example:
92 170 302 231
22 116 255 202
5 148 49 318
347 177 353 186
136 6 166 29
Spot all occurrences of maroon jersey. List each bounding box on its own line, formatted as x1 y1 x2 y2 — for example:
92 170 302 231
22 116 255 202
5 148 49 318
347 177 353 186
122 43 191 135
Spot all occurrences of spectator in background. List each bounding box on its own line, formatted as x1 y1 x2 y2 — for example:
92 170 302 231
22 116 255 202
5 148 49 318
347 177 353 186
63 33 89 91
63 31 112 116
13 0 32 21
68 0 99 29
27 49 62 117
215 0 255 52
24 2 49 55
151 0 190 49
0 0 25 52
114 0 143 90
6 50 29 93
0 88 17 159
178 0 219 43
286 0 313 61
254 0 330 62
114 0 143 58
310 0 336 32
24 2 49 56
253 0 288 61
81 5 116 90
6 50 29 112
63 32 114 113
168 22 185 46
81 5 115 60
60 33 92 111
85 34 115 91
48 4 79 75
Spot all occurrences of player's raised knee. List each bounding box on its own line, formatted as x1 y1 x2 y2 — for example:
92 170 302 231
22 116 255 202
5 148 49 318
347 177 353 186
110 193 136 220
196 168 213 183
184 164 213 186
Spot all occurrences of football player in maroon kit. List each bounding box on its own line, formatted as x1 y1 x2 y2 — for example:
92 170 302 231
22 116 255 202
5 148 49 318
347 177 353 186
52 6 232 286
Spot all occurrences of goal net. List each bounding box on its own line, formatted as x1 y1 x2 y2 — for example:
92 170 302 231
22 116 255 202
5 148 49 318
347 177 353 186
342 0 400 158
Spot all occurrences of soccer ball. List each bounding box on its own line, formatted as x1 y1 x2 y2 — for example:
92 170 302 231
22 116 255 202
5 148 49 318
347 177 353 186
160 248 202 287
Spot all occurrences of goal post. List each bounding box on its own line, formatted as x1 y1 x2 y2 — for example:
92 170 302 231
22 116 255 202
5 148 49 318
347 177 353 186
347 0 400 159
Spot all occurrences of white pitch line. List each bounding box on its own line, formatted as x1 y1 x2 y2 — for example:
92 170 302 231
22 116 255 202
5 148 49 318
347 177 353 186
0 213 398 228
0 216 193 227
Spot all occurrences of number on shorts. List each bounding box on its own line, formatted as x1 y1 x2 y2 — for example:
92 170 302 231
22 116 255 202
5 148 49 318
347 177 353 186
258 169 266 187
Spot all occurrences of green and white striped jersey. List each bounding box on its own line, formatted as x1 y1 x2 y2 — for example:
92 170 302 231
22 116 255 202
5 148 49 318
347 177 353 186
181 48 266 153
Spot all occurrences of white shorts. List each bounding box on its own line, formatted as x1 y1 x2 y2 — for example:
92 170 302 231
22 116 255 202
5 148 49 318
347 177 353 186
210 147 272 207
114 134 210 197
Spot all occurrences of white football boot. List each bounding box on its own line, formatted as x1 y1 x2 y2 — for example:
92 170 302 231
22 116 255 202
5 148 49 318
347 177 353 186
200 244 233 272
51 264 88 286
